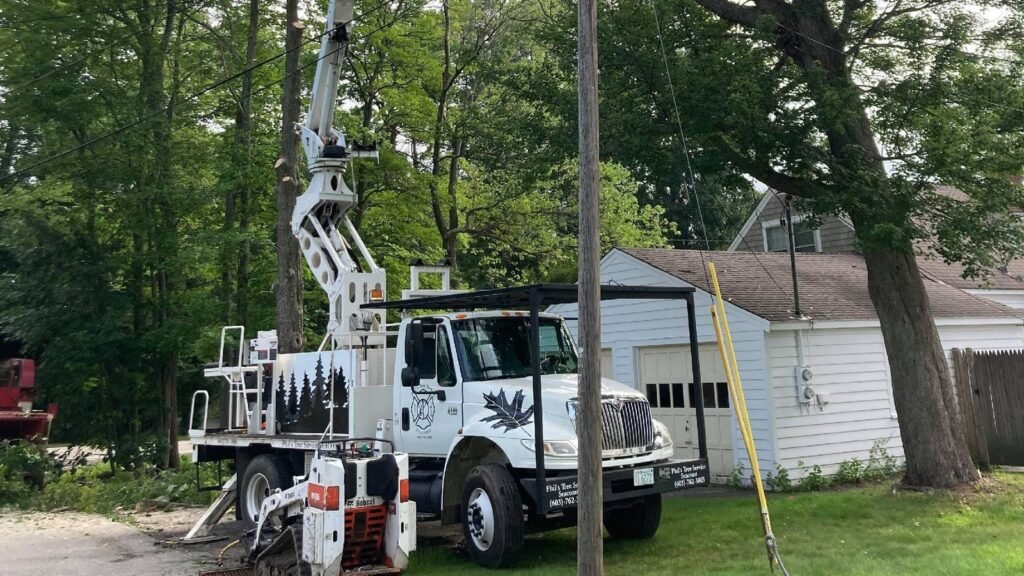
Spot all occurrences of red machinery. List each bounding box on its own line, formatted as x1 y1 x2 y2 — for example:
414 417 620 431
0 359 57 442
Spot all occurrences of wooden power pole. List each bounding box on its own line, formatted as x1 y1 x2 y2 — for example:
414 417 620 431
576 0 602 570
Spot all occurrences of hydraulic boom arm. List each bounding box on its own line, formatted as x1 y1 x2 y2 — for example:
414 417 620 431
291 0 385 343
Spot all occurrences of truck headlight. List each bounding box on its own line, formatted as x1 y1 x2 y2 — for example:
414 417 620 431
652 419 673 450
521 439 578 457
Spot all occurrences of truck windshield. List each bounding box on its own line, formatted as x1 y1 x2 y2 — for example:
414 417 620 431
452 317 579 381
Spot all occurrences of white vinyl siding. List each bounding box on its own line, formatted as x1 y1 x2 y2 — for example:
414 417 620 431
965 290 1024 310
549 250 775 479
768 321 1024 479
767 328 904 477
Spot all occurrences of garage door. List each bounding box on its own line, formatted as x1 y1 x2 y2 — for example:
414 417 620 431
640 345 733 483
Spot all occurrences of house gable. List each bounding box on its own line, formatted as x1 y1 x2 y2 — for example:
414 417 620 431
727 191 857 253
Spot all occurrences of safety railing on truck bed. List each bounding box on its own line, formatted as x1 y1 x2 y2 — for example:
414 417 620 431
197 326 269 436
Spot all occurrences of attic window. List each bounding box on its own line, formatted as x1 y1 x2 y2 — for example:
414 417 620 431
763 219 820 253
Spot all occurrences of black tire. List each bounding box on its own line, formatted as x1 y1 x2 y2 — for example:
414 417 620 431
604 494 662 539
461 464 525 568
240 454 293 524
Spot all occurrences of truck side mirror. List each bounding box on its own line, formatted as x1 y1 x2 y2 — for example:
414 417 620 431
402 321 423 388
401 366 420 388
404 321 423 367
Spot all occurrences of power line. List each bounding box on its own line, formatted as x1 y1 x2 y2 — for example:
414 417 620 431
0 21 343 184
0 0 396 186
4 0 209 95
739 236 793 305
0 6 123 29
0 19 368 194
649 0 713 290
774 21 1022 67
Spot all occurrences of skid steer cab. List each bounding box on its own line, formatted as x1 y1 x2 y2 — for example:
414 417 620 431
212 441 416 576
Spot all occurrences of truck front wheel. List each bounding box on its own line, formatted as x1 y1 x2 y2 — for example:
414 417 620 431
604 494 662 539
461 464 525 568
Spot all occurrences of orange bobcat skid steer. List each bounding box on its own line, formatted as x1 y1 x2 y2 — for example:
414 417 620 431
204 445 416 576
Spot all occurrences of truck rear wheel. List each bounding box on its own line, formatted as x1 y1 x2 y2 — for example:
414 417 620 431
461 464 524 568
604 494 662 539
240 454 293 524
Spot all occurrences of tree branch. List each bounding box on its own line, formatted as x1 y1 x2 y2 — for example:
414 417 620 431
693 0 762 27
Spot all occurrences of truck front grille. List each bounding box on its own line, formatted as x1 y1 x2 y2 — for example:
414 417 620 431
570 398 654 453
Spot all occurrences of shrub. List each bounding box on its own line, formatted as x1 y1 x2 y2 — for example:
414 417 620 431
836 458 864 484
0 441 51 506
35 458 218 514
765 464 792 492
797 463 830 492
863 439 902 481
726 463 747 489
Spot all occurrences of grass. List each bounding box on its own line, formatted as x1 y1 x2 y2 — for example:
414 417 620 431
414 472 1024 576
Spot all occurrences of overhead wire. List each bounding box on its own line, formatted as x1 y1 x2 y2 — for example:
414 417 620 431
0 19 355 185
648 1 791 573
0 1 391 196
0 6 125 29
772 22 1024 114
3 0 211 96
0 0 395 187
648 0 712 290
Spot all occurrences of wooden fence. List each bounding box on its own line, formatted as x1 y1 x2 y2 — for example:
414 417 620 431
951 348 1024 468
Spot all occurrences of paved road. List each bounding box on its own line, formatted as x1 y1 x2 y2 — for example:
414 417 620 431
0 511 205 576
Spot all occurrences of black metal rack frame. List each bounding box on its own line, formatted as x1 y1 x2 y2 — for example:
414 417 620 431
366 283 708 513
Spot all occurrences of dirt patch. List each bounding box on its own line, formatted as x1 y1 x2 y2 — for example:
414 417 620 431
0 510 205 576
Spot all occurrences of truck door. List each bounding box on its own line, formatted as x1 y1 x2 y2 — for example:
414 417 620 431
399 320 463 457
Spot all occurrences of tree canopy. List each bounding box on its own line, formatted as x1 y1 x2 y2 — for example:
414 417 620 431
1 0 1020 483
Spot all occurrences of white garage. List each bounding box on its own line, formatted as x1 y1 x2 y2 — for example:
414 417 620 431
550 248 1024 484
639 345 734 482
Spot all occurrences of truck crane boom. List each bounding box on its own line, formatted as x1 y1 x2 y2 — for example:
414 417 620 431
292 0 386 344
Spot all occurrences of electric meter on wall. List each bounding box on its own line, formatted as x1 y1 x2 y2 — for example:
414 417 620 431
795 365 815 404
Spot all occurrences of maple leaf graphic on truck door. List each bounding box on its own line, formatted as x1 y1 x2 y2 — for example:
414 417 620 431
481 389 535 432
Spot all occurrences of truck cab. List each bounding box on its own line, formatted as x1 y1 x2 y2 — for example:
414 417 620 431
391 309 700 567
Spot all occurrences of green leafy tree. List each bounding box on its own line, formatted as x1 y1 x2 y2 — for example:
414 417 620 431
666 0 1024 486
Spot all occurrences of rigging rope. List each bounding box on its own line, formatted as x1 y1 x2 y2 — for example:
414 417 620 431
647 0 791 572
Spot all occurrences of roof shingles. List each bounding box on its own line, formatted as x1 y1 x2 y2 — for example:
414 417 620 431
621 248 1019 322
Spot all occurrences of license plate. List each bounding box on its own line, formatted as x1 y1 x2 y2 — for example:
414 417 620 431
633 467 654 486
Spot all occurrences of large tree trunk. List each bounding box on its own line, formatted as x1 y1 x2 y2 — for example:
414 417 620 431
691 0 979 488
862 247 980 487
275 1 304 354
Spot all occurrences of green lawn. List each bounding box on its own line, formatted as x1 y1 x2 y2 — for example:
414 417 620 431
413 473 1024 575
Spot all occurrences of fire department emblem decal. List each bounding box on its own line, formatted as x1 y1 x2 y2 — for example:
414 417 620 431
411 392 436 431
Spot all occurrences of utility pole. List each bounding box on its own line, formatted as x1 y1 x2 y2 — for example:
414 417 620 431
576 0 602 570
784 194 802 318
